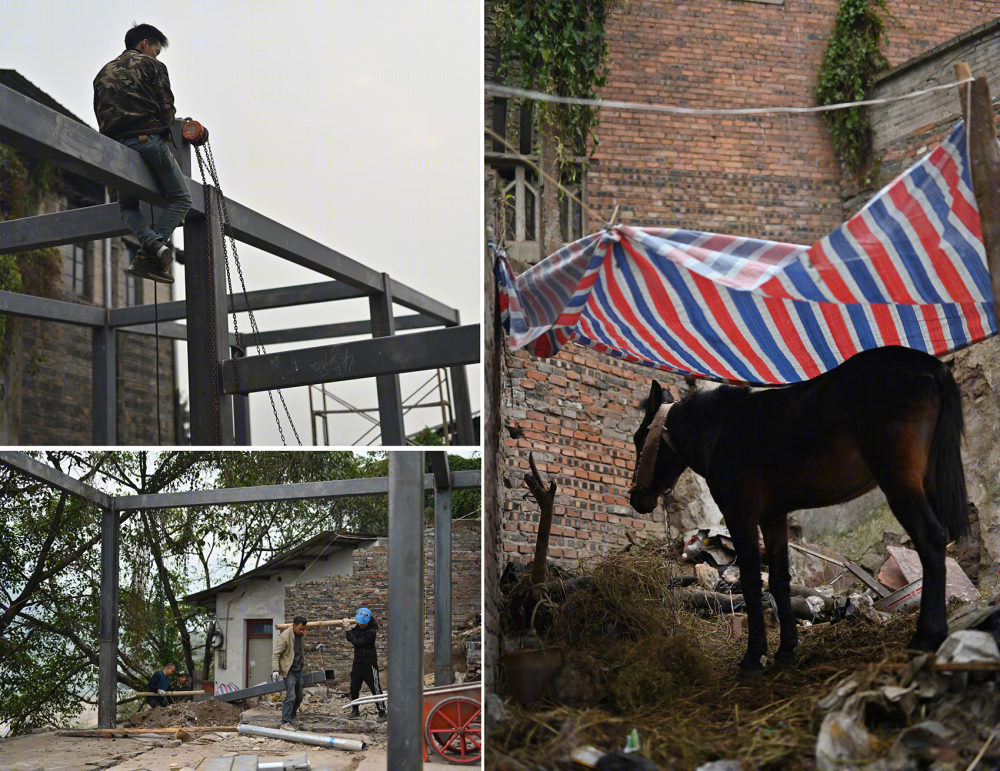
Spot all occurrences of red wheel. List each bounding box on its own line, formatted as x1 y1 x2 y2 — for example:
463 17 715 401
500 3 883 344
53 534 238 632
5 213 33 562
423 695 482 764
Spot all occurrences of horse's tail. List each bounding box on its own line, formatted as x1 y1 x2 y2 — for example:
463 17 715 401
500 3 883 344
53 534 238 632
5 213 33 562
927 366 969 540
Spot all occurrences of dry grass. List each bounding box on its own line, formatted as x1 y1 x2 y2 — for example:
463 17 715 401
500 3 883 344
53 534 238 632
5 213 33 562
492 541 920 768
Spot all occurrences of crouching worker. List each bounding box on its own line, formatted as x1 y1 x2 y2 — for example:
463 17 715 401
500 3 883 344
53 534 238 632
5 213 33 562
344 607 386 722
145 662 176 708
271 616 327 729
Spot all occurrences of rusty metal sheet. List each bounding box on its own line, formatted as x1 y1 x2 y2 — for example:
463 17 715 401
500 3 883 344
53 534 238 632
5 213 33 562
885 545 980 602
876 556 908 591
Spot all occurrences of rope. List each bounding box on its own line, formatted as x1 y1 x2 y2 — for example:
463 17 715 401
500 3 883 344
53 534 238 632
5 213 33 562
192 141 302 445
484 76 975 116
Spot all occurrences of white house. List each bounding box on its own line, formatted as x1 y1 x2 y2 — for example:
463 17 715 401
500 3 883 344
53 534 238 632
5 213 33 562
184 531 379 692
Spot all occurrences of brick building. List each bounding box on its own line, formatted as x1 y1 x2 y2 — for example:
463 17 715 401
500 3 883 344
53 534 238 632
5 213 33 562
0 70 180 444
185 521 481 691
485 4 1000 685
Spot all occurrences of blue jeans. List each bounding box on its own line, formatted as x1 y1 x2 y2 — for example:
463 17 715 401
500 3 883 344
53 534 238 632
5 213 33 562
118 133 192 253
281 670 304 723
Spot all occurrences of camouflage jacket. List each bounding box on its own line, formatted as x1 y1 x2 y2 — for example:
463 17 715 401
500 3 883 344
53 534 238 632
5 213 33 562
93 49 176 140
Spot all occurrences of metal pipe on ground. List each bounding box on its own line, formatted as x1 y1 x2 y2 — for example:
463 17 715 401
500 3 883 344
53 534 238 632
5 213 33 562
236 724 366 751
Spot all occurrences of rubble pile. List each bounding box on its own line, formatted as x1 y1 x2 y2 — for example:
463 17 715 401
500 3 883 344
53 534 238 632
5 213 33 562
491 530 1000 768
126 698 243 729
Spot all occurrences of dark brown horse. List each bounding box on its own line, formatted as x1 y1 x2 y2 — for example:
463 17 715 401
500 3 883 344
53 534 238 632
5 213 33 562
629 346 968 673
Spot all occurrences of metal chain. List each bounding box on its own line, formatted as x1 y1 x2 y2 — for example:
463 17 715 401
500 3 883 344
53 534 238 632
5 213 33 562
193 143 302 445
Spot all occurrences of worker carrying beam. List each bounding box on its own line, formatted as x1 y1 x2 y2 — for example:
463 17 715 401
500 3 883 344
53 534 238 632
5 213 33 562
144 662 176 709
93 23 192 284
271 616 328 730
345 607 387 722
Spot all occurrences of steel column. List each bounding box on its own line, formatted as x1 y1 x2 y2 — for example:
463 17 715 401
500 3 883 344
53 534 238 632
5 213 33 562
369 273 405 445
388 452 424 764
184 187 234 445
97 504 119 728
449 363 475 445
92 325 117 445
232 349 251 446
434 484 453 686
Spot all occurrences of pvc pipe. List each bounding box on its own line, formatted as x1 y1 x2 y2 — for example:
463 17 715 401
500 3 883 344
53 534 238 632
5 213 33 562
237 723 366 752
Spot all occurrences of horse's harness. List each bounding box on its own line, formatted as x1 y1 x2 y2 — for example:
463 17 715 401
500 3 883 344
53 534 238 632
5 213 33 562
630 402 677 494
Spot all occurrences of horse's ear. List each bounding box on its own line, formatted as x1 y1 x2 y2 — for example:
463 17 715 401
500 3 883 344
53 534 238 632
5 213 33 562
644 380 663 422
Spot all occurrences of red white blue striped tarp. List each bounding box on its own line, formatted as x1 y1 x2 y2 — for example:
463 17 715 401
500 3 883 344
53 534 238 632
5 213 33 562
496 122 997 385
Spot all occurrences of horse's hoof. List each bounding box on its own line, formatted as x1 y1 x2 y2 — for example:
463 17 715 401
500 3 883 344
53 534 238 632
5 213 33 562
738 652 767 678
774 651 797 670
738 665 765 681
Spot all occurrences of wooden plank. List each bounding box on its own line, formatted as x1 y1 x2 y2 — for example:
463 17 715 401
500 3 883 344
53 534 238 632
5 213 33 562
56 725 237 737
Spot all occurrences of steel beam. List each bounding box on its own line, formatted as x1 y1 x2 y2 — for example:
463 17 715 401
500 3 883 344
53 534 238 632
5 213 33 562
429 450 451 490
185 187 234 445
213 670 335 702
222 324 480 394
98 504 119 728
0 204 127 254
113 469 480 511
433 482 453 687
0 85 186 206
0 452 113 508
369 273 405 446
108 280 368 328
92 326 117 445
245 314 438 347
388 452 424 764
0 289 106 326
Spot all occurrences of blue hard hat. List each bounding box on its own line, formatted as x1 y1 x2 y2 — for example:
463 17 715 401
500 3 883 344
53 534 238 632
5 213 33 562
356 607 372 625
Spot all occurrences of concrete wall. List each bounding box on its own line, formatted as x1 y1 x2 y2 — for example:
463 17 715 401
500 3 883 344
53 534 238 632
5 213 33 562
211 548 356 689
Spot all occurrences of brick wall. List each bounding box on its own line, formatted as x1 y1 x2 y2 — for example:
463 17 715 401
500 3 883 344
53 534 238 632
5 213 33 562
1 192 176 445
489 1 999 565
284 520 481 681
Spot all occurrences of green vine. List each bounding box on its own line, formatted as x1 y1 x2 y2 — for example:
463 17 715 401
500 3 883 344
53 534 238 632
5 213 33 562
495 0 621 178
0 145 62 349
814 0 891 178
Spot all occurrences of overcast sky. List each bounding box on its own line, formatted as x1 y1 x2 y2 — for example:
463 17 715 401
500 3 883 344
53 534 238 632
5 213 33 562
2 1 482 447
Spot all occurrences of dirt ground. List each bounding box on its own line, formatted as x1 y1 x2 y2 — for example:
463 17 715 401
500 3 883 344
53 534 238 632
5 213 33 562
0 701 473 769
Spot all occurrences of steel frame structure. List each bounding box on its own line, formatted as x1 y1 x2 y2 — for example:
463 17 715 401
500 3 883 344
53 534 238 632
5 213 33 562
0 451 478 769
0 85 478 445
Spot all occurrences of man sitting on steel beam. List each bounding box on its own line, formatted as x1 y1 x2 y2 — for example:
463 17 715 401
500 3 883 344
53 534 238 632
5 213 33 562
271 616 327 730
93 22 191 284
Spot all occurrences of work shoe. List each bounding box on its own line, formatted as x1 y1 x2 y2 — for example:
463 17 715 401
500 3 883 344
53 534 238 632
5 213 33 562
376 711 387 723
280 722 295 731
127 254 174 285
348 707 361 720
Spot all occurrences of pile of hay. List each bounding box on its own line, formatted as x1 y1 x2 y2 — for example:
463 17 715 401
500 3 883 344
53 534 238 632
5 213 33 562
492 540 919 768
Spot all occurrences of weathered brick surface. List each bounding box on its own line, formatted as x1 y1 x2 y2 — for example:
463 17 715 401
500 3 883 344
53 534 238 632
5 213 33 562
589 1 997 243
500 345 686 564
284 520 481 681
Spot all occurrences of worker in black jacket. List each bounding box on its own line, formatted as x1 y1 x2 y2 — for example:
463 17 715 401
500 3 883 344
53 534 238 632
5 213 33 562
344 607 386 721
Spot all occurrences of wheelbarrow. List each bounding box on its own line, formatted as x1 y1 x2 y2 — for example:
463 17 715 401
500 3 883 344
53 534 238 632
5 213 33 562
343 681 482 764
